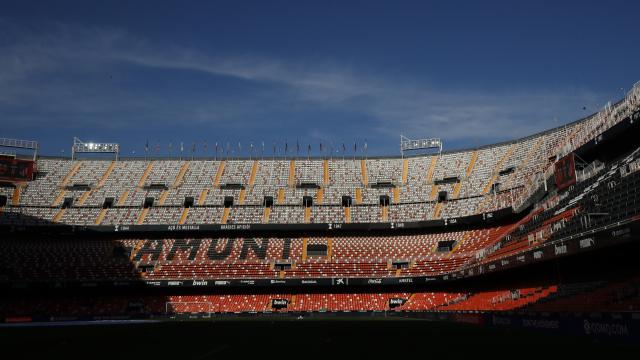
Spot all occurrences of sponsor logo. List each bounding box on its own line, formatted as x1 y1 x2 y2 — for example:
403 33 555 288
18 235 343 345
442 275 449 281
145 281 162 286
301 280 318 284
579 238 595 249
219 224 251 230
214 280 230 286
555 244 567 255
611 228 631 237
533 250 543 259
584 320 629 337
367 278 383 284
517 255 525 263
389 298 407 307
192 280 208 286
239 280 255 285
272 299 289 306
501 259 509 266
488 264 496 270
167 225 201 231
424 277 436 282
167 281 183 286
493 316 511 326
334 278 346 285
113 282 131 286
522 318 559 329
398 278 413 283
270 279 286 284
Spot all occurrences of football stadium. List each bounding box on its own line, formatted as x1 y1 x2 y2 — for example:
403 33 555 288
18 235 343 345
2 1 640 356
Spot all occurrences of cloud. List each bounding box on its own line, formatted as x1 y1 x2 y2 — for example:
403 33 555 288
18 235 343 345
0 19 608 150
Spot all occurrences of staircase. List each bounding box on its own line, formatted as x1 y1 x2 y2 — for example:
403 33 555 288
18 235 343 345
221 207 231 224
179 207 190 224
360 159 368 186
344 207 351 223
288 160 296 187
262 207 271 224
214 161 225 187
402 159 409 184
304 207 311 223
137 161 155 188
381 206 389 222
95 208 108 225
137 208 150 224
323 160 330 185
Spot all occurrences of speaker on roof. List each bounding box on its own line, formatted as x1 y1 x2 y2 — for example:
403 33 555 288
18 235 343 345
342 195 352 207
143 197 154 208
0 195 6 207
184 196 194 208
103 197 114 209
263 196 274 208
62 197 74 209
437 191 447 203
224 196 234 208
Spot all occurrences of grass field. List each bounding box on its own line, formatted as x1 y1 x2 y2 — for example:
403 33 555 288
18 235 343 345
0 316 635 358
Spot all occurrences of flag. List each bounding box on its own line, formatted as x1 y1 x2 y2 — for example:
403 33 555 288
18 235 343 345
364 139 368 152
307 144 311 155
168 142 173 154
273 142 276 155
296 139 300 155
320 142 323 152
180 142 184 154
192 142 196 154
145 140 149 153
155 142 160 153
203 141 208 153
354 142 357 153
342 143 346 153
215 142 219 154
285 141 288 154
262 141 265 155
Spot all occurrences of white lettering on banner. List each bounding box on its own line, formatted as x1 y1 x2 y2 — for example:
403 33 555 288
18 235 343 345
220 224 251 230
522 319 560 329
367 278 383 284
192 280 208 286
214 280 230 286
533 251 544 259
501 259 509 266
584 320 629 337
146 281 162 286
580 238 595 249
240 280 255 285
334 278 345 285
301 280 317 284
397 278 413 283
449 218 457 224
168 225 201 231
167 281 183 286
270 280 286 284
517 255 526 263
555 244 567 255
612 228 631 237
488 264 496 270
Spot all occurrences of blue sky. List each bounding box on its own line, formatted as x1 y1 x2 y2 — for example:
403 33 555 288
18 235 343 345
1 0 639 157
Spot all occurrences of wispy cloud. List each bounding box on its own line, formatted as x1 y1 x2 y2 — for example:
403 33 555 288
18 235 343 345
0 20 608 150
